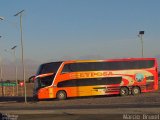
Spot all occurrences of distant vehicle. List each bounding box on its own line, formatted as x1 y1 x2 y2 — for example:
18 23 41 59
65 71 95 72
32 58 158 100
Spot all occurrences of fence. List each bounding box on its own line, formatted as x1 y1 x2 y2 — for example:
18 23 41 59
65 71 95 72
0 83 34 97
0 82 17 96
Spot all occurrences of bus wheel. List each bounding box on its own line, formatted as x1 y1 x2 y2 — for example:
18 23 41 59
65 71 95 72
120 87 129 96
56 91 67 100
132 87 141 95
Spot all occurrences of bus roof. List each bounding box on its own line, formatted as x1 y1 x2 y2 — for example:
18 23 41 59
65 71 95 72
42 58 156 65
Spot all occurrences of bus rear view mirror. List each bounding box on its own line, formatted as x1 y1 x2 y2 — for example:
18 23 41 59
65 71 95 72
28 75 36 83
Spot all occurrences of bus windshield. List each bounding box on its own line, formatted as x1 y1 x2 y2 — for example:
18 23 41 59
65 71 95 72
36 62 62 75
35 62 62 90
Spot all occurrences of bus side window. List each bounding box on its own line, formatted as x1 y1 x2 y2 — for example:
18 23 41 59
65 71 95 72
61 64 73 74
61 64 69 74
57 80 77 87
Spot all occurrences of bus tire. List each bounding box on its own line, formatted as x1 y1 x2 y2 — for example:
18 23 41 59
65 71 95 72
120 87 129 96
56 91 67 100
132 86 141 95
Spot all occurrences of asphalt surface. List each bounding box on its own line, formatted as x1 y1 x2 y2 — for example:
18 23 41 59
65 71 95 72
0 90 160 120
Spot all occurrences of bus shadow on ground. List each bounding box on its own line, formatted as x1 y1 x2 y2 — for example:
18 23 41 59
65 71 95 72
0 95 119 103
37 94 120 102
0 96 34 103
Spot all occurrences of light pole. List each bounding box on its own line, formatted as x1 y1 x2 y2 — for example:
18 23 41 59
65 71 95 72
11 46 18 96
0 18 4 96
0 40 3 96
0 55 3 96
138 31 145 58
14 10 27 103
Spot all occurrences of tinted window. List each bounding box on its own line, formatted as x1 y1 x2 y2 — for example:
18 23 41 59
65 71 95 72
37 62 62 75
38 74 55 88
57 77 122 87
62 60 154 73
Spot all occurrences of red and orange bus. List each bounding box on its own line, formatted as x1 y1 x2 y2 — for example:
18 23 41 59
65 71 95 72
33 58 158 100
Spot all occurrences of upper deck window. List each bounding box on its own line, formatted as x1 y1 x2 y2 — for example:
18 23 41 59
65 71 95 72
62 60 155 73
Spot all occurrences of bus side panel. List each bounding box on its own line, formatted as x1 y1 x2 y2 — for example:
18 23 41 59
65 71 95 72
145 69 158 92
38 87 50 99
55 87 78 98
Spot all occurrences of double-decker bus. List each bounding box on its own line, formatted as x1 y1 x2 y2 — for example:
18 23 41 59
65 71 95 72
33 58 158 100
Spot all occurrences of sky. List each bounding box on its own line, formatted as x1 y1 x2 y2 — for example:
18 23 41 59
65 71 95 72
0 0 160 79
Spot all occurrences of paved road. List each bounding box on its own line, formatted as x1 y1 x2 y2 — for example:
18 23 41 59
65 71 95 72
0 92 160 120
1 102 160 110
1 101 160 120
